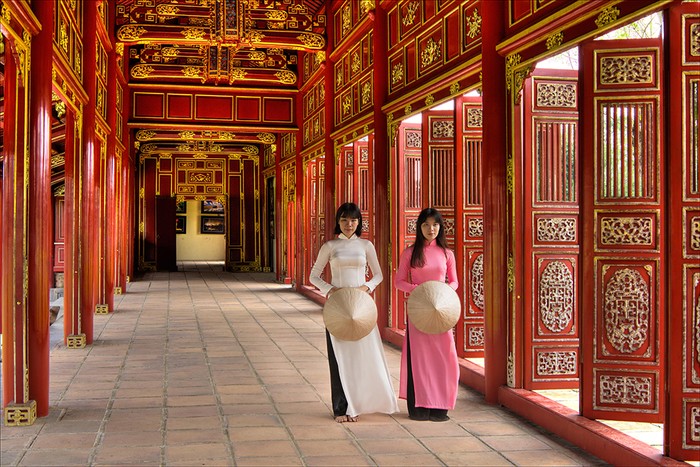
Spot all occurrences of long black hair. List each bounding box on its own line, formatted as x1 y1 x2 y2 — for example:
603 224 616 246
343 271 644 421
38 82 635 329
333 202 363 237
410 207 448 268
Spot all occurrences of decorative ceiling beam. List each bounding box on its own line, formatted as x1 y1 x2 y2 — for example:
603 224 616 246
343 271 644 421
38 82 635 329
135 129 276 145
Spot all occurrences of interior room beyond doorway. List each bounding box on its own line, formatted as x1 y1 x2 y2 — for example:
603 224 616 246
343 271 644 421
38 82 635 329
176 200 226 261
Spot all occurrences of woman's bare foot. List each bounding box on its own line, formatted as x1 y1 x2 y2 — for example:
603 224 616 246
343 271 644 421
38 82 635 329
334 415 359 423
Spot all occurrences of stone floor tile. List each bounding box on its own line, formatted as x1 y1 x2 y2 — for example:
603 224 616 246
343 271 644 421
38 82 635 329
478 434 553 451
296 439 366 457
231 439 298 457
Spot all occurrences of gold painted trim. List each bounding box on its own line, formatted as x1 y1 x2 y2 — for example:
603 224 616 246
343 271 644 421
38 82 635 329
4 401 37 426
66 334 87 349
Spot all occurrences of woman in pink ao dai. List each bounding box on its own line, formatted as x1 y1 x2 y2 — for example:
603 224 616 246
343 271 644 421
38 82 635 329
394 207 460 422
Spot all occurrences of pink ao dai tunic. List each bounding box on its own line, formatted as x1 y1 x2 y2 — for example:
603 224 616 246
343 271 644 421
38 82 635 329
394 240 460 410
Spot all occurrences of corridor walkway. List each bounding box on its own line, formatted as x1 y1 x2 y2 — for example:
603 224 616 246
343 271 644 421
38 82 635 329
1 263 608 466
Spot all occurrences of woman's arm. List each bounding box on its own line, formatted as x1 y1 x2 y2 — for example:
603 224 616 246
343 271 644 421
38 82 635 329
309 243 334 296
445 249 459 290
394 247 417 293
364 241 383 292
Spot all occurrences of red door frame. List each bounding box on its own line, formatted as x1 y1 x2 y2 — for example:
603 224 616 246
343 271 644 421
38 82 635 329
581 38 665 423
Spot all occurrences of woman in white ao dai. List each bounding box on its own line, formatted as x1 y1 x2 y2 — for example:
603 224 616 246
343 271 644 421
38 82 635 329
310 203 399 423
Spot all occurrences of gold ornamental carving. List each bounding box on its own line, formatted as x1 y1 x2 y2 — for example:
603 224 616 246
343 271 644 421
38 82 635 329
546 31 564 50
466 8 482 39
536 82 576 107
362 82 372 105
315 51 326 65
360 0 375 15
276 70 296 84
506 154 514 194
341 4 351 37
117 25 147 41
4 401 37 426
342 94 352 116
601 217 653 246
691 216 700 251
450 82 460 95
595 6 620 29
156 4 179 15
258 133 275 144
162 47 180 58
600 56 653 84
505 53 521 93
421 37 442 68
115 42 124 56
231 68 247 81
425 94 435 106
507 255 515 292
181 27 206 41
603 268 650 354
691 23 700 57
404 104 412 115
51 155 65 169
131 64 155 78
266 10 287 20
247 30 265 43
248 51 265 61
182 66 202 78
2 4 11 23
59 22 69 52
467 108 482 128
391 63 404 85
178 131 195 140
402 1 419 27
136 130 156 141
352 52 361 74
297 33 325 49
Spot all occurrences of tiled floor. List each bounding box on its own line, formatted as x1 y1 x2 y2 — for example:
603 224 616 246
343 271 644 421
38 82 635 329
1 262 611 466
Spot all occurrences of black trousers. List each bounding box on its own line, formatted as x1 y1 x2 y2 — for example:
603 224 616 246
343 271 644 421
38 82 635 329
406 326 449 420
326 330 348 417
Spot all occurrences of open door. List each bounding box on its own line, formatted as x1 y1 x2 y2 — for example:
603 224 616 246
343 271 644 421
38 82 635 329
520 69 580 389
155 196 177 272
580 38 664 423
667 3 700 460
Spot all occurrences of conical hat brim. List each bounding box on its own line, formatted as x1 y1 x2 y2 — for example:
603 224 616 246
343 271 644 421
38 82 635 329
407 280 460 334
323 287 378 341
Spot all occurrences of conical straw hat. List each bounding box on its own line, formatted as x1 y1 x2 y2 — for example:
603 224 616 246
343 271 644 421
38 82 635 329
407 281 461 334
323 287 378 341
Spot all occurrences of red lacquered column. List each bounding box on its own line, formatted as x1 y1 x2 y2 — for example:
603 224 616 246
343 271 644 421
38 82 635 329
481 0 508 404
27 0 54 417
63 109 80 345
1 31 35 424
1 34 20 414
80 0 99 343
371 3 390 338
105 26 118 311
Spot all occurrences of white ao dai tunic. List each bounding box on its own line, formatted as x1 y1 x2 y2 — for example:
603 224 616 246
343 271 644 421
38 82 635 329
310 234 399 417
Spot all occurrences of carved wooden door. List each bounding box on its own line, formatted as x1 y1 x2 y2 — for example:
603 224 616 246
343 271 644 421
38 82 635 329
304 157 325 287
460 97 485 358
580 38 665 423
394 122 422 331
522 69 580 389
424 110 456 232
667 3 700 460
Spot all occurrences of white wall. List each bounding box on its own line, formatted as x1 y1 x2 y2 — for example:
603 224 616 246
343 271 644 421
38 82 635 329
176 201 226 261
